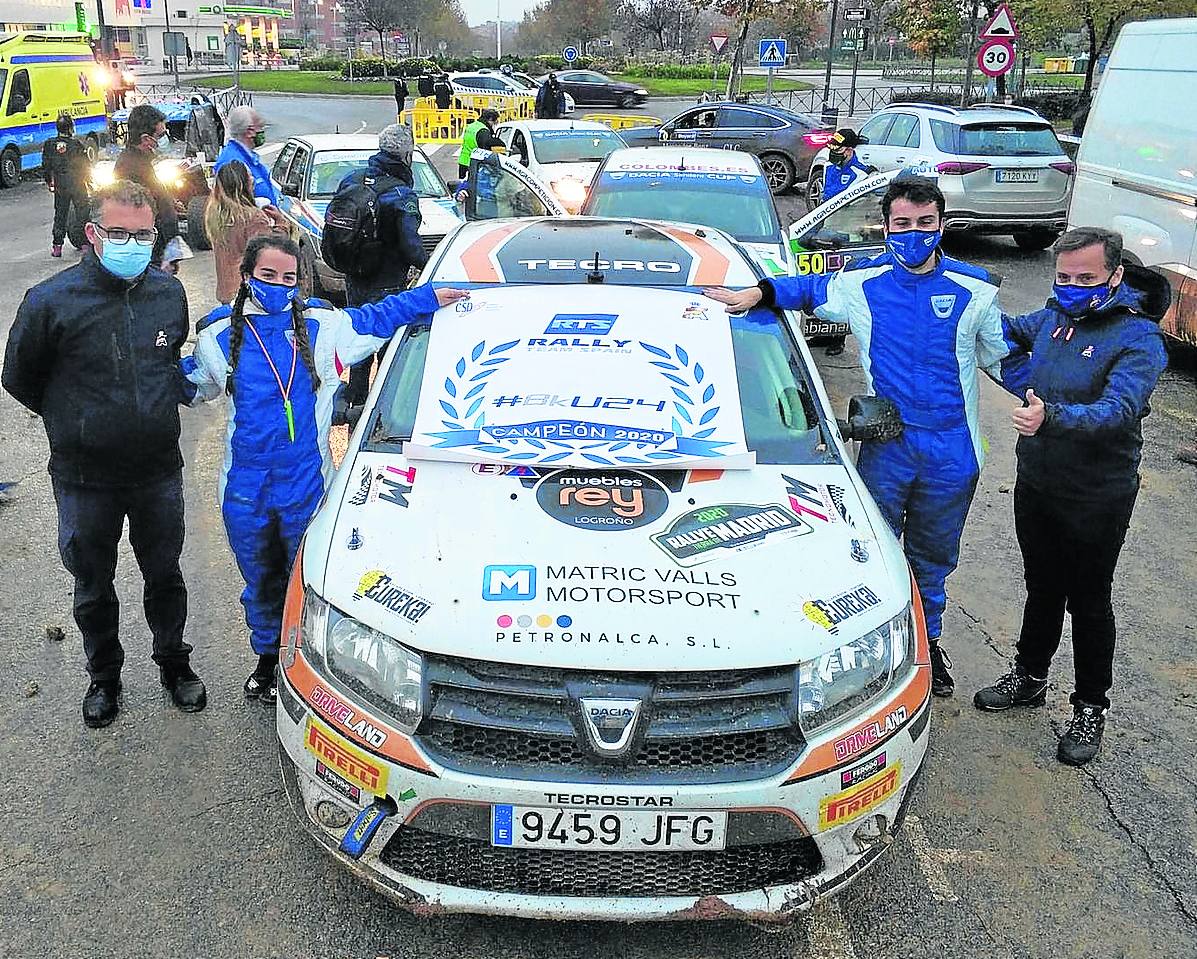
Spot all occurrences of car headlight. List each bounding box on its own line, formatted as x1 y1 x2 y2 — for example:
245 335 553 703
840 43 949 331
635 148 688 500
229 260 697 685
635 88 648 96
300 588 423 734
551 177 588 207
797 604 914 736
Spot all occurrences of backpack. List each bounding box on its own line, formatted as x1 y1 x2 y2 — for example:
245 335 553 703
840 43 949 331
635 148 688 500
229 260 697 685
320 173 401 279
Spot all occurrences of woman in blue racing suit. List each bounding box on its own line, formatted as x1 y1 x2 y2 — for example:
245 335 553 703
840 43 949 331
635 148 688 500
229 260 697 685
183 234 466 702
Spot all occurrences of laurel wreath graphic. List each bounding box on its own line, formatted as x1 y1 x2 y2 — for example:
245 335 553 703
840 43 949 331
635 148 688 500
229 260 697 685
430 339 727 466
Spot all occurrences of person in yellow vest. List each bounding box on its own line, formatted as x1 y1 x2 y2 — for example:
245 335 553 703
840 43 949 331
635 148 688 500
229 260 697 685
458 109 501 179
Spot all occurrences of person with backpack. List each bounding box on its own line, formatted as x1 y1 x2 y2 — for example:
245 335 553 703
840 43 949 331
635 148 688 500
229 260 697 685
184 234 467 702
42 113 90 258
457 108 501 179
322 123 428 408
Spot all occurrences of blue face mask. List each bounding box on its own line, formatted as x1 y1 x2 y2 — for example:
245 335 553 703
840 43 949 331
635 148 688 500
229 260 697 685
247 276 298 314
886 229 942 269
1053 277 1115 317
97 238 153 280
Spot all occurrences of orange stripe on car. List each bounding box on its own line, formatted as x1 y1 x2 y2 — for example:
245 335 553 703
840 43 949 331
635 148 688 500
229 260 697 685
661 227 730 287
459 223 523 282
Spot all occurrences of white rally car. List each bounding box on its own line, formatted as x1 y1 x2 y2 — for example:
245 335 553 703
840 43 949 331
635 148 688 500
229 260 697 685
492 119 627 212
267 134 464 299
275 215 932 920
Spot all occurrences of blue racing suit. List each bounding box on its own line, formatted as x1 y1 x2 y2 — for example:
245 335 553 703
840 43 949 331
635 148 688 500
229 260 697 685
183 285 439 654
823 154 872 202
760 251 1008 639
213 139 280 207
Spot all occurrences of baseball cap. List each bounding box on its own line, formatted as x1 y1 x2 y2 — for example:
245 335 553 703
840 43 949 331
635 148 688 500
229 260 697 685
831 128 867 149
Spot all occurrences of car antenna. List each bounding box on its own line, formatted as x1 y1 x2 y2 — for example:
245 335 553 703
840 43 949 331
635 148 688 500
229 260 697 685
679 155 686 171
586 251 605 284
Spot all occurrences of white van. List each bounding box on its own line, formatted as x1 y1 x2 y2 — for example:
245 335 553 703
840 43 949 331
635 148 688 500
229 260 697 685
1068 17 1197 346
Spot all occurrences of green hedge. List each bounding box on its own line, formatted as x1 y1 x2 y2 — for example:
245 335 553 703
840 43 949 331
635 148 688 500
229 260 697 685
621 63 730 79
300 53 615 78
338 56 438 78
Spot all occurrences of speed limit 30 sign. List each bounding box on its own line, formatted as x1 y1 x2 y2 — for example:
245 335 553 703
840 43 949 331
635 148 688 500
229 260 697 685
977 38 1014 77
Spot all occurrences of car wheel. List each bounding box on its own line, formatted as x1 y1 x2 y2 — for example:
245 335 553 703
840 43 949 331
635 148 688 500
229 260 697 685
806 169 825 211
185 195 211 251
618 94 635 109
84 134 99 161
1013 229 1060 252
0 147 20 188
761 152 796 195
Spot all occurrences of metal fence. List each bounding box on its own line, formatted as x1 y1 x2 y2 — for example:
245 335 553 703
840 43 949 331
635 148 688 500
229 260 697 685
129 83 253 115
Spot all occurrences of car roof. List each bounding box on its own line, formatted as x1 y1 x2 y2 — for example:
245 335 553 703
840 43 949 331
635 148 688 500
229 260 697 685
427 217 761 288
885 102 1050 125
503 119 613 133
282 133 433 163
601 146 765 176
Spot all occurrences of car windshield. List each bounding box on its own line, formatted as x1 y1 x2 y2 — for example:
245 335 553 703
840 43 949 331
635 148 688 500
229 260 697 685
585 171 781 244
367 298 828 466
931 120 1062 157
309 150 447 198
506 73 536 90
529 129 624 163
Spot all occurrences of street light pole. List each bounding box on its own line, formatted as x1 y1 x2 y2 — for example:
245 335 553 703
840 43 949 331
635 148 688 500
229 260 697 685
496 0 502 59
163 0 179 85
821 0 840 120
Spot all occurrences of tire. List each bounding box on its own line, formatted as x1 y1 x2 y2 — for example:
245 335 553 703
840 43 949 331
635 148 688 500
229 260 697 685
84 134 99 161
186 195 211 251
0 147 20 188
760 152 795 195
618 94 635 109
805 168 825 211
1013 229 1060 252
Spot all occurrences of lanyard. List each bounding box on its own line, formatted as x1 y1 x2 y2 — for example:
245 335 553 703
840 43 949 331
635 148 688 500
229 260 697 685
243 317 298 442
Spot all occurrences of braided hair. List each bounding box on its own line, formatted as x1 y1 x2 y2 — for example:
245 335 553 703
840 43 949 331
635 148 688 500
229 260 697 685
226 234 321 396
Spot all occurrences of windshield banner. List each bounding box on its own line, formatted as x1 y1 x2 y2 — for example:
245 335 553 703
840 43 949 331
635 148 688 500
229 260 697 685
405 287 754 469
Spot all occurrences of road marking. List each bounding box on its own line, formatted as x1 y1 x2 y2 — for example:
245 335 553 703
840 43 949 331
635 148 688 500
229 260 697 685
354 120 367 134
805 899 859 959
904 815 994 903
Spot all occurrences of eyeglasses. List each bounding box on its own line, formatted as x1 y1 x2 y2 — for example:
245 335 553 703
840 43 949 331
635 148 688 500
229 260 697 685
93 224 159 246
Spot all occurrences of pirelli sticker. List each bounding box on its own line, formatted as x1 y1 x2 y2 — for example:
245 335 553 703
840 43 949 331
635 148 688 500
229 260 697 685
818 760 901 830
304 716 389 797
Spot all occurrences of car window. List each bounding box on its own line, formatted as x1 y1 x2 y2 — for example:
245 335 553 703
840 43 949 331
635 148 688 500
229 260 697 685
411 153 449 198
370 308 826 465
511 130 529 163
0 70 7 107
309 149 369 197
6 68 30 115
495 125 514 146
674 108 717 130
272 142 298 182
858 113 895 145
717 107 774 129
288 145 311 190
561 72 584 82
804 186 887 246
585 169 780 243
932 120 1062 157
471 161 551 219
884 114 919 148
528 128 624 163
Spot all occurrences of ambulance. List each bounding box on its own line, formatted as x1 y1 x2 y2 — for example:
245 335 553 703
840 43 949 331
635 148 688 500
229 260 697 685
0 32 108 187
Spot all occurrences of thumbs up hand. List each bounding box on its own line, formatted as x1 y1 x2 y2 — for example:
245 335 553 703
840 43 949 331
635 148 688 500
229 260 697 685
1012 388 1046 436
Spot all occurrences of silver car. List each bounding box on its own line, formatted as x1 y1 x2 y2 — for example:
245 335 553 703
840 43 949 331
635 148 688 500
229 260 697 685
807 103 1075 251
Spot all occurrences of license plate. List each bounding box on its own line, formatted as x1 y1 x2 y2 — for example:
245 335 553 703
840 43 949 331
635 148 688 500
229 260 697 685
491 805 728 851
995 169 1039 183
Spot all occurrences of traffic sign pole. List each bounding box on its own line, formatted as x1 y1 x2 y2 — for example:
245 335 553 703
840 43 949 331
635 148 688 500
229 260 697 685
821 0 840 120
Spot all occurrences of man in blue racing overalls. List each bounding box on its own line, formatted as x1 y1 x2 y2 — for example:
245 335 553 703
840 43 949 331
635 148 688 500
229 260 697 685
822 128 874 202
707 177 1009 698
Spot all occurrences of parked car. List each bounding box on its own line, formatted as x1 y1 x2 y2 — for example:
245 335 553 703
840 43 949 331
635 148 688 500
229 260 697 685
276 212 932 920
1068 17 1197 345
267 134 463 300
617 101 831 194
808 103 1074 250
492 119 627 212
540 69 648 108
451 71 575 114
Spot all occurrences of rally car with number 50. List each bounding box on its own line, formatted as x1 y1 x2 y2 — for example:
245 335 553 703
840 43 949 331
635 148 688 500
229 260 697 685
275 215 932 920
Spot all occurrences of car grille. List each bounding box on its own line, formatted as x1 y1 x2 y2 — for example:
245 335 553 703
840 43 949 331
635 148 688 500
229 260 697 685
417 655 804 784
421 233 444 256
379 827 823 898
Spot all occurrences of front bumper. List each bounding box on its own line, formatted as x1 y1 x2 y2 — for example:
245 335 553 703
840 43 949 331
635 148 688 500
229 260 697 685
276 658 931 921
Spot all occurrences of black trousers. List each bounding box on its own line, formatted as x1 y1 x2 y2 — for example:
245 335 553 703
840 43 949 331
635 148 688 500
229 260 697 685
52 187 87 246
52 472 191 683
344 280 399 406
1013 480 1138 710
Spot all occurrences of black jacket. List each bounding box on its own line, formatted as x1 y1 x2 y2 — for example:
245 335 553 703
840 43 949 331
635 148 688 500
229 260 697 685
341 151 427 300
2 250 191 487
41 135 89 190
1001 263 1171 501
114 146 179 260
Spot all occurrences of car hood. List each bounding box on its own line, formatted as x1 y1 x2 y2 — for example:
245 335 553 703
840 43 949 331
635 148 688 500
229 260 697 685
742 241 789 277
540 161 602 184
314 454 906 672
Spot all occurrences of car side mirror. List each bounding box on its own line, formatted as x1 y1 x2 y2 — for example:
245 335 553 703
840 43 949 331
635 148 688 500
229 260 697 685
837 395 903 443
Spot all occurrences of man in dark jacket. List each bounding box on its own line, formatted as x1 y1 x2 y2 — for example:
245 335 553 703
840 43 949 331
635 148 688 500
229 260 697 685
535 73 564 120
42 113 91 258
114 104 178 265
393 77 409 115
2 180 206 728
433 73 454 110
339 123 429 407
975 227 1169 766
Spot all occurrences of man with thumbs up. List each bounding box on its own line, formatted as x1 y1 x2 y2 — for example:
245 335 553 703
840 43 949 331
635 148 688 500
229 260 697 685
975 227 1169 766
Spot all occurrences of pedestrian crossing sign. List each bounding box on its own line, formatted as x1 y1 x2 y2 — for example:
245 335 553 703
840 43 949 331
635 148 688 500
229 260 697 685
758 38 787 68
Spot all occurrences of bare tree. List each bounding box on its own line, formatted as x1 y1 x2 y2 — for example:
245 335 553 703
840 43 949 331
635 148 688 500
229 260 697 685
621 0 689 51
343 0 402 59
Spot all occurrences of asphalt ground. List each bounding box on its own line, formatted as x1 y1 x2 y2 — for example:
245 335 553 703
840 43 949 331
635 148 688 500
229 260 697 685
1 142 1195 958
